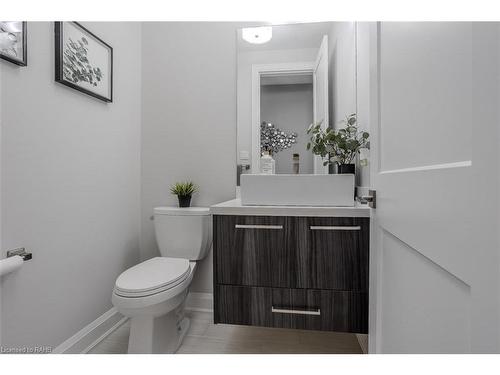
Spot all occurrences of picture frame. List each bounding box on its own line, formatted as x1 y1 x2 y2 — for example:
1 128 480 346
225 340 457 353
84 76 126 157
55 22 113 103
0 21 27 66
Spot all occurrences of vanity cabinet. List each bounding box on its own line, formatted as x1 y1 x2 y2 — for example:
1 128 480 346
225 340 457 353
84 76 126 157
213 214 369 334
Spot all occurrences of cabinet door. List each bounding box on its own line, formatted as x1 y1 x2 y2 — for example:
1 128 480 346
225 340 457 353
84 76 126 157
296 217 370 291
214 215 290 287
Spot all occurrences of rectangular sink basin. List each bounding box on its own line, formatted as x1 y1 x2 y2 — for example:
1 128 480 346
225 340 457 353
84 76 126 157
240 174 355 207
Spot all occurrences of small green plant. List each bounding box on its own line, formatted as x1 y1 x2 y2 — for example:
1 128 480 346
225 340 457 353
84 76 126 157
170 181 198 197
307 114 370 166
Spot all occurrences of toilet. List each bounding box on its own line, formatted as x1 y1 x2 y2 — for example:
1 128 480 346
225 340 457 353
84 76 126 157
112 207 212 354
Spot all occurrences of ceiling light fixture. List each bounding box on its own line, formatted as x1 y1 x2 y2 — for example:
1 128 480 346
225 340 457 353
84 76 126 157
242 26 272 44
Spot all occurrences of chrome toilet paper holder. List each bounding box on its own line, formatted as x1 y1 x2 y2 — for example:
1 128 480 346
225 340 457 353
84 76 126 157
6 247 32 261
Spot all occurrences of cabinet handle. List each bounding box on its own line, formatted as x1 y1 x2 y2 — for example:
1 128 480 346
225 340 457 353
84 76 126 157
310 226 361 231
235 224 283 230
271 306 321 316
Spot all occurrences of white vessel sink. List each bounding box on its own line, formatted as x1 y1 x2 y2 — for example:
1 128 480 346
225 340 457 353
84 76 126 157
240 174 355 207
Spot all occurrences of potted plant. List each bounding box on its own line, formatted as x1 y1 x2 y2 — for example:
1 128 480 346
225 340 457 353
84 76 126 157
306 114 369 174
170 181 198 208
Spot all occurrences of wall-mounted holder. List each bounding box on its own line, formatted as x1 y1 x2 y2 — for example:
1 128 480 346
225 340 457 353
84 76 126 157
1 248 31 277
7 247 32 261
356 190 377 209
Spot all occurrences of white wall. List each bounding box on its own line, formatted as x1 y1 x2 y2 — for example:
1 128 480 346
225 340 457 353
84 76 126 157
237 48 318 171
327 22 370 188
328 22 357 127
260 84 314 174
0 22 141 348
141 22 239 293
355 22 371 189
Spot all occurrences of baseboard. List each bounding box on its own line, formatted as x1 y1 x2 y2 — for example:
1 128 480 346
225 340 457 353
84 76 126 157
52 307 127 354
186 292 213 312
80 316 128 354
356 334 368 354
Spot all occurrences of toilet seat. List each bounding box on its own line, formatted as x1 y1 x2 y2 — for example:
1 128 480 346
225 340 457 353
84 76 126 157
114 257 190 298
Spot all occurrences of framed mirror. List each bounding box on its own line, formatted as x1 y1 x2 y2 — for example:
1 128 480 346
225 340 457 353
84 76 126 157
236 22 358 184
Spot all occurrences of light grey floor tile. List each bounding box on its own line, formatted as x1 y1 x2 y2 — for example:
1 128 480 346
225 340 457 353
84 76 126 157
202 323 301 344
298 329 362 350
177 336 264 354
88 339 128 354
89 309 362 355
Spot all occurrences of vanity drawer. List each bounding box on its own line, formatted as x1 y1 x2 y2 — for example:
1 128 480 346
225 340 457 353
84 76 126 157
297 217 369 291
214 215 290 287
215 285 368 334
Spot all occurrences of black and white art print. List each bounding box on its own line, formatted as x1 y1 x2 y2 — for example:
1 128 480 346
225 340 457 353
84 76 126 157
55 22 113 102
0 21 27 66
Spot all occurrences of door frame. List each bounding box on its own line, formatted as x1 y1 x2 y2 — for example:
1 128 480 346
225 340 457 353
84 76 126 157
366 21 382 354
251 61 315 173
312 35 329 175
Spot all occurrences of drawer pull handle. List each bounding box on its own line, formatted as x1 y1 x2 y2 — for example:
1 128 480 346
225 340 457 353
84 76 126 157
271 307 321 316
310 226 361 231
235 224 283 230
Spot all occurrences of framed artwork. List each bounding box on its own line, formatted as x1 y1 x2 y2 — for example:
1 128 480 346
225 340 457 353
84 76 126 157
0 21 27 66
55 22 113 103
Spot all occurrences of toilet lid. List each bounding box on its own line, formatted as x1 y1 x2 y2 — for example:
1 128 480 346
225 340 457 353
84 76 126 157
115 257 190 296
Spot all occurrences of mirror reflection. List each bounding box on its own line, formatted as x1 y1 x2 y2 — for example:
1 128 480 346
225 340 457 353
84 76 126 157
236 22 357 183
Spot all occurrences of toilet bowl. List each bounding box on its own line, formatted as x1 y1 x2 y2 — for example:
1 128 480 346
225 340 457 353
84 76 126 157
112 207 211 354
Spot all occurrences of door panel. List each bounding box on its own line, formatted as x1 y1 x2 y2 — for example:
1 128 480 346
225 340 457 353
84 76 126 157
380 231 470 353
295 217 369 291
379 23 472 171
364 22 500 353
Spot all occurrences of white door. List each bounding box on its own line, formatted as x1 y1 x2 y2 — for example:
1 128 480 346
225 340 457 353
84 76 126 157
367 22 499 353
313 35 329 174
0 64 2 347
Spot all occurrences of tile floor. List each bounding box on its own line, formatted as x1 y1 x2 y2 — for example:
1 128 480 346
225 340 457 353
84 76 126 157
89 310 363 354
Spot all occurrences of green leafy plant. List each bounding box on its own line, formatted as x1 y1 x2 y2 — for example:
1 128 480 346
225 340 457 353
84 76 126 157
307 114 370 166
170 181 198 197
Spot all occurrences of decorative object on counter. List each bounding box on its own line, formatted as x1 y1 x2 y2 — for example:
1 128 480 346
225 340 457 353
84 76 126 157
260 121 298 155
170 181 198 207
55 22 113 102
292 153 300 174
307 114 369 174
0 21 27 66
260 150 275 174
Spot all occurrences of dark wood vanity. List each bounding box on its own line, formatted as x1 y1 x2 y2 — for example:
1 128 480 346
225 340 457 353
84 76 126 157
212 209 369 334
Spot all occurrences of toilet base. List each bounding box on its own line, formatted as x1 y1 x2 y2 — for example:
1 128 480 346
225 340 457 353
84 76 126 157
127 302 190 354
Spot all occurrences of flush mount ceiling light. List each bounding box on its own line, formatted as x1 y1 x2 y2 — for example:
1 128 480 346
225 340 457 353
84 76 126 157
242 26 272 44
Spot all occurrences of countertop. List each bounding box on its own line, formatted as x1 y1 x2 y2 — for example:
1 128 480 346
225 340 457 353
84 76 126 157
210 198 371 217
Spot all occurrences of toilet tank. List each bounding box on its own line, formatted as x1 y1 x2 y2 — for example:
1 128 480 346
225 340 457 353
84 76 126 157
153 207 212 260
